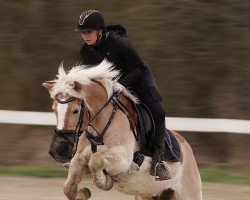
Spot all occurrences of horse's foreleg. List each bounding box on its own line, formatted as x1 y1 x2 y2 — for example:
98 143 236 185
63 155 90 200
92 170 114 191
88 146 132 191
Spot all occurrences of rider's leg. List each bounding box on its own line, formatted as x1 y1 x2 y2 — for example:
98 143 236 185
150 120 171 181
136 85 171 181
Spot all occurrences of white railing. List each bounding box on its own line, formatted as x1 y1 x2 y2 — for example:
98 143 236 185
0 110 250 134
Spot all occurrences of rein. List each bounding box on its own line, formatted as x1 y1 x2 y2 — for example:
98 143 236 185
85 93 117 153
55 92 119 154
55 90 137 154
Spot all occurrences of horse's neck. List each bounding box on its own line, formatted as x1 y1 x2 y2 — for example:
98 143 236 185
83 83 112 126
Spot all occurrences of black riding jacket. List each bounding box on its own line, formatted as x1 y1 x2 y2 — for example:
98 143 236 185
80 32 157 90
80 31 165 125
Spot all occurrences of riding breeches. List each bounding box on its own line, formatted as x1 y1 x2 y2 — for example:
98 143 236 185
135 85 166 126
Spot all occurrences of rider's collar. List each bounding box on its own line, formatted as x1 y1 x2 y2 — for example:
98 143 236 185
88 30 107 48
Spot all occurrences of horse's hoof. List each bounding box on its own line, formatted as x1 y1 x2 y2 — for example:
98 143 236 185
102 175 113 191
76 187 91 200
93 173 113 191
130 162 140 172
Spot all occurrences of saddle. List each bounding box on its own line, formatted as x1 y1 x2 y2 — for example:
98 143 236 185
115 94 181 164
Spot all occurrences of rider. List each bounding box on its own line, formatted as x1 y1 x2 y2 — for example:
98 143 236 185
75 10 170 181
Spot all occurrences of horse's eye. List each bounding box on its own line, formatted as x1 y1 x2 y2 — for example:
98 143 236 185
73 109 79 115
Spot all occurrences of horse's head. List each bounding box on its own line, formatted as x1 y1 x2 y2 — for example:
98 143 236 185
42 60 120 163
43 81 89 163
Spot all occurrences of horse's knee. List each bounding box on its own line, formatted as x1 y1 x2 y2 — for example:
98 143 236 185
89 153 106 172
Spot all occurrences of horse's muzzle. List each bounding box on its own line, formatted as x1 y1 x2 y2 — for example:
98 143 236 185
49 129 78 163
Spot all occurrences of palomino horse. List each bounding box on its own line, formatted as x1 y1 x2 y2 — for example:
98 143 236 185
43 60 202 200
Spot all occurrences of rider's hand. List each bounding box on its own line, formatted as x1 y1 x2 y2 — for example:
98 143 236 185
113 82 125 93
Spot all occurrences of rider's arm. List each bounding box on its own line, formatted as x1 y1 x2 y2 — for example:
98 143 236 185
117 37 146 87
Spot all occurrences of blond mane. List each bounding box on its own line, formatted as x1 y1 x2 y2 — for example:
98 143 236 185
48 59 138 103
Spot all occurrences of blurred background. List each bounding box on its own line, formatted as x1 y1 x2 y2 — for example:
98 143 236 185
0 0 250 118
0 0 250 199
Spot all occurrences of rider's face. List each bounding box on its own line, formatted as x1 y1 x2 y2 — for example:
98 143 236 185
81 30 101 45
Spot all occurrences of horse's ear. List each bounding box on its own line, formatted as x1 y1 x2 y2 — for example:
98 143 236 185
42 82 54 91
73 81 81 92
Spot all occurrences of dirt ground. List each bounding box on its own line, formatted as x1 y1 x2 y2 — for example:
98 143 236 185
0 175 249 200
1 125 250 200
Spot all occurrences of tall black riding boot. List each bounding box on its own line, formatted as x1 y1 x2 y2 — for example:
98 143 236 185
150 122 171 181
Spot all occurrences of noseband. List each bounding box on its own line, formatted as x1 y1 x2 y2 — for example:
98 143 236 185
55 92 118 154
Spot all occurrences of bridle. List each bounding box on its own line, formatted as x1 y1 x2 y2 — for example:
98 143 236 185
55 96 86 137
54 96 86 158
54 92 120 154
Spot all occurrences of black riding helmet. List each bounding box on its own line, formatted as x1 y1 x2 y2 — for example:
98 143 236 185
75 10 105 33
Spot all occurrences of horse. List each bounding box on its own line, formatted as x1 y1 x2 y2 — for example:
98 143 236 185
42 60 202 200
